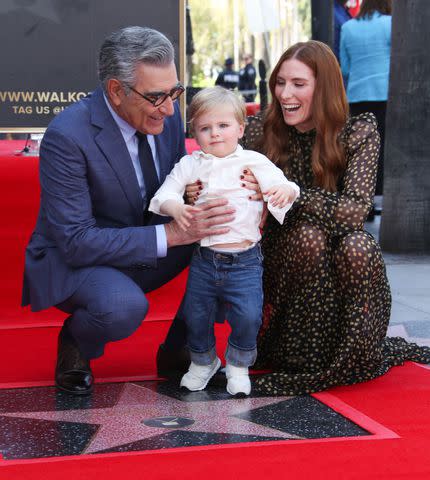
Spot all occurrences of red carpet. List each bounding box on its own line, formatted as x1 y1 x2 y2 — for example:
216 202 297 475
2 140 430 478
1 363 430 479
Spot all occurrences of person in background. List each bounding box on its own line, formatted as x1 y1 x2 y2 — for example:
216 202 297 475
340 0 392 215
149 87 299 396
238 53 257 102
215 58 239 90
334 0 352 61
22 26 235 396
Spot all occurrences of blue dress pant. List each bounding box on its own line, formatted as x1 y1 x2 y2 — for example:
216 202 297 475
56 244 194 359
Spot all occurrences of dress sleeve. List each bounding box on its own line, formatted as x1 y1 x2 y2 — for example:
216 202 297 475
299 114 379 236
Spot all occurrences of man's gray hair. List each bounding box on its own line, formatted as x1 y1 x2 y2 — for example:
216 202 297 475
98 26 175 93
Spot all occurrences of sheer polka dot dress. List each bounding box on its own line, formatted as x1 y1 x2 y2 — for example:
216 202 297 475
243 112 430 396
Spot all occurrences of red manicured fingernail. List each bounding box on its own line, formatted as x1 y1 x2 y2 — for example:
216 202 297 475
196 191 200 195
243 169 248 174
199 186 203 190
241 183 246 187
240 175 244 179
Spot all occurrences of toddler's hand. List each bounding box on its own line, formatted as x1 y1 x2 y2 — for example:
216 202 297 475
173 204 202 231
264 184 297 208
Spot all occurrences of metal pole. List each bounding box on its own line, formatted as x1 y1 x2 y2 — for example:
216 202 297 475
311 0 334 48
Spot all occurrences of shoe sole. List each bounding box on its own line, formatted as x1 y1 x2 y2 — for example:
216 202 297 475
180 357 222 391
229 392 249 398
226 386 251 396
226 379 251 396
55 382 94 396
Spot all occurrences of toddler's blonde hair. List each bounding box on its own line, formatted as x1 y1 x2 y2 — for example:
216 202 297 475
188 86 246 134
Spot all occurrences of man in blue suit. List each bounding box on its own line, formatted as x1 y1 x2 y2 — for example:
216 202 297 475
22 26 234 395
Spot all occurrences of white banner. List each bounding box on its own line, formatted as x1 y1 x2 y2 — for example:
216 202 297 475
245 0 280 33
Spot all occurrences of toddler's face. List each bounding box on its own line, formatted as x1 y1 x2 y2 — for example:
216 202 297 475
193 106 244 158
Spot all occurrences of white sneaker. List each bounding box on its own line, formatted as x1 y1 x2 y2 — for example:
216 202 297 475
180 357 221 391
226 364 251 396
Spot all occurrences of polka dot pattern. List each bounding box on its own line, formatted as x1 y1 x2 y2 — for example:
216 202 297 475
243 113 430 396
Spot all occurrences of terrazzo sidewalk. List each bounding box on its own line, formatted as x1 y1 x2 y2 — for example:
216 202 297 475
366 216 430 348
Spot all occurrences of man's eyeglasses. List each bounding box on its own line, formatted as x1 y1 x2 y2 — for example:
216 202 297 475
127 83 185 107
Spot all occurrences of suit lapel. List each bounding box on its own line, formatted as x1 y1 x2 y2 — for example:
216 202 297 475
154 129 171 184
90 88 143 220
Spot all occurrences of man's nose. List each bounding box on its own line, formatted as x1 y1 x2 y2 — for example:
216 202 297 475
158 96 175 116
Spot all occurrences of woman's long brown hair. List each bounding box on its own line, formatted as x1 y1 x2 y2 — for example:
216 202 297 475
357 0 392 19
255 41 349 192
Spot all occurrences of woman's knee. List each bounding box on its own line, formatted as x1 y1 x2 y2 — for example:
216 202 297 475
334 233 379 284
290 224 327 267
336 233 376 267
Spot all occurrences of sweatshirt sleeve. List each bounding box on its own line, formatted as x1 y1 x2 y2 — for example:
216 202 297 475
148 155 195 215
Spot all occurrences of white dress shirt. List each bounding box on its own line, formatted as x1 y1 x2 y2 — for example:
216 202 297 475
103 94 167 256
149 145 300 247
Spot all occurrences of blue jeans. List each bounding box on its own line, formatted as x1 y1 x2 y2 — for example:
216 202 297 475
183 244 263 367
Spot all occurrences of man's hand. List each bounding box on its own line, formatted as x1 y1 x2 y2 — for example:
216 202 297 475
264 184 297 208
165 198 235 247
176 204 202 231
164 202 202 231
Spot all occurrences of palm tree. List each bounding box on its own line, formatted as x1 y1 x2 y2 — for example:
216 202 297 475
379 0 430 252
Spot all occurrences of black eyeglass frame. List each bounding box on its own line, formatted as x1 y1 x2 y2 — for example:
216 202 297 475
126 82 185 107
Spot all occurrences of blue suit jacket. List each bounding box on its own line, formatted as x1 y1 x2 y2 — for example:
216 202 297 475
340 13 391 102
22 86 186 311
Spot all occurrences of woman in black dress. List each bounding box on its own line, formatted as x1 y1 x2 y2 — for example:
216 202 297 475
241 41 430 395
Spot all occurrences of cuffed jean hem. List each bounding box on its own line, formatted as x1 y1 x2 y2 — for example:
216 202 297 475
225 342 257 367
189 346 217 366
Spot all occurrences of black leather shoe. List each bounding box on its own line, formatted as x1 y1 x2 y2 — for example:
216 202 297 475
156 343 190 378
55 325 94 395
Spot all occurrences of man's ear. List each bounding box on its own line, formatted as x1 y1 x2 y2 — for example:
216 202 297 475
106 78 123 106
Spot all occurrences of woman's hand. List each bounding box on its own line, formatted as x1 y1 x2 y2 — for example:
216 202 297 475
185 169 263 204
259 202 268 229
185 179 202 205
241 168 268 228
241 168 263 201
